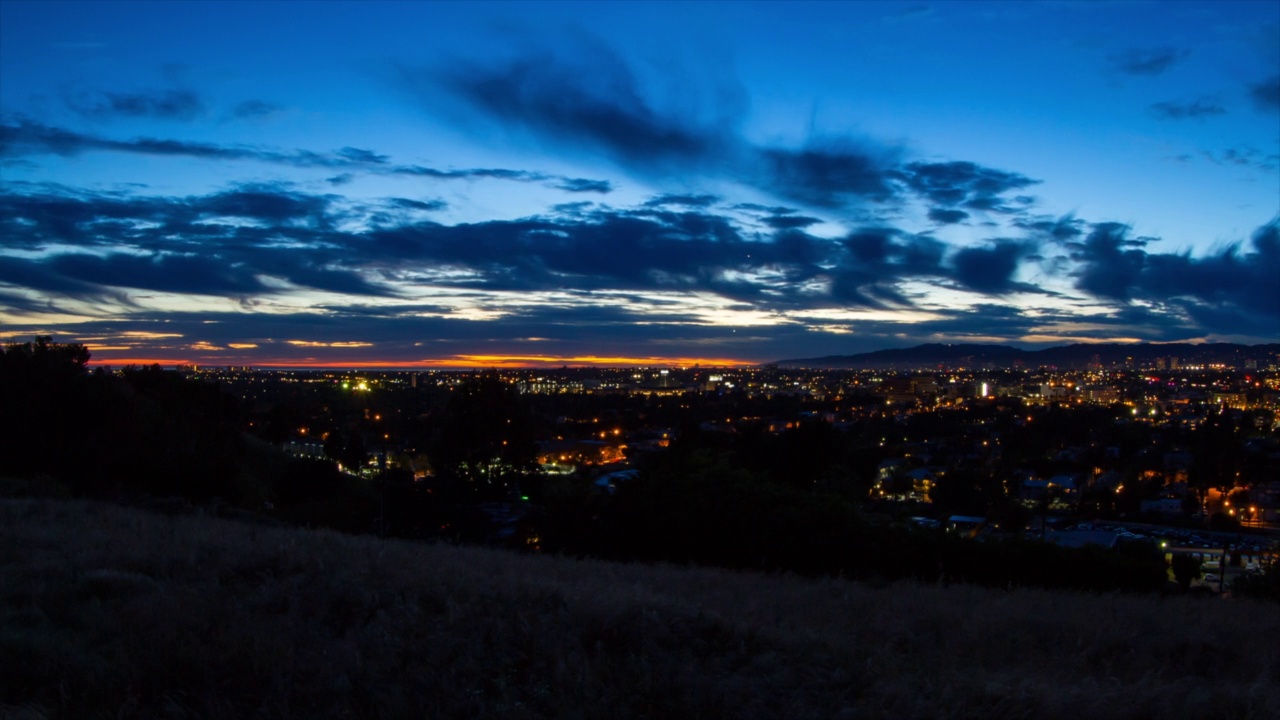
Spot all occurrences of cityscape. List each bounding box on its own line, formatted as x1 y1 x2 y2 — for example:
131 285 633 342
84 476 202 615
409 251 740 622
9 335 1279 569
190 344 1280 575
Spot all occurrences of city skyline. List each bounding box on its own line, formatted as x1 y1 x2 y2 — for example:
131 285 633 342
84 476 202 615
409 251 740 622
2 1 1278 368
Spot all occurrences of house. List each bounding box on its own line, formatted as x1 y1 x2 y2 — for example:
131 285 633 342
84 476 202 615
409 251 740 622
947 515 987 535
1047 474 1082 495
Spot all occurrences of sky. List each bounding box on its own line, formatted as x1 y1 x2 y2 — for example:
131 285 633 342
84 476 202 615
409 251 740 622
1 1 1278 368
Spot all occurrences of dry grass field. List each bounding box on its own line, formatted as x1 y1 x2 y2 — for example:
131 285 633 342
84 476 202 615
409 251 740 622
3 498 1278 719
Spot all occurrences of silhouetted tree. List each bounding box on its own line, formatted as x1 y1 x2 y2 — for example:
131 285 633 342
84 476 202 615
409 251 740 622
430 374 539 499
1170 554 1202 591
323 428 370 474
1189 410 1241 504
1 336 268 506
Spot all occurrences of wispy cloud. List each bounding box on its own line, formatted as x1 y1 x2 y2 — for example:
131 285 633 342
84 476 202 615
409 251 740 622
228 99 283 121
898 161 1038 211
1201 145 1279 173
0 117 614 193
1149 99 1226 120
1107 46 1189 76
65 88 206 121
403 43 1038 216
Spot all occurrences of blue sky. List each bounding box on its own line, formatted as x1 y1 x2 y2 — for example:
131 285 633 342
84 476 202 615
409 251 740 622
1 0 1277 367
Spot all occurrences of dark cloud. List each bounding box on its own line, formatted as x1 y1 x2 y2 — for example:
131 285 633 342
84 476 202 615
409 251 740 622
644 194 719 208
408 46 909 210
336 147 389 165
550 201 595 215
425 51 726 172
65 88 205 121
842 228 897 265
1150 99 1226 120
927 207 969 224
385 162 615 192
900 161 1038 211
0 117 350 165
731 203 798 215
554 177 613 193
1064 220 1280 331
0 255 101 295
949 241 1027 294
201 186 330 223
1138 222 1280 332
5 181 1273 355
1 183 906 310
367 213 723 293
47 252 266 295
0 118 614 191
1248 75 1280 112
1070 222 1148 300
762 214 822 229
824 228 948 307
0 185 387 298
387 197 447 211
1108 47 1189 76
1016 214 1085 241
758 144 898 206
0 187 180 249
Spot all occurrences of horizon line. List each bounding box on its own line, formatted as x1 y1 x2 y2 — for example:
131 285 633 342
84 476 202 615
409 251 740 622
82 355 764 370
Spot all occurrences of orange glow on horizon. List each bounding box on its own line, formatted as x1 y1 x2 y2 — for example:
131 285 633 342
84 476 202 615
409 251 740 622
87 353 759 369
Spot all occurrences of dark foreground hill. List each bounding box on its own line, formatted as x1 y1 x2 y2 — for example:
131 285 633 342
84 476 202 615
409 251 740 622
3 499 1278 720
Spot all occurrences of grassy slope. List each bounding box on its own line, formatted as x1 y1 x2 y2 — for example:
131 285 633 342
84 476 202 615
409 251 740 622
2 499 1277 720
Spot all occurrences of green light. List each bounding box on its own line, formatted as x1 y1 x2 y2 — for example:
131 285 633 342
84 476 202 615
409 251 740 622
521 495 530 501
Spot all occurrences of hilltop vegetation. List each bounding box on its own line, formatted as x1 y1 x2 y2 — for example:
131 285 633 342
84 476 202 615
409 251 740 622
0 336 268 506
3 497 1279 719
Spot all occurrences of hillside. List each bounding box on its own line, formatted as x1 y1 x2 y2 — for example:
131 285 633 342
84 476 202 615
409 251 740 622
3 499 1279 720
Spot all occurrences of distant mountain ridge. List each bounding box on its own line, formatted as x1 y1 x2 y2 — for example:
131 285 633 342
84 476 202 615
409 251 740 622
774 342 1280 369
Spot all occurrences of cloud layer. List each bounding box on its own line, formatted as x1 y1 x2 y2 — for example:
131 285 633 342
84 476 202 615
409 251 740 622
1 172 1274 363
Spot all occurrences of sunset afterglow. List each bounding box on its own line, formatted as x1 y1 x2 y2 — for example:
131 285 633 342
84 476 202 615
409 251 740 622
2 1 1276 367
